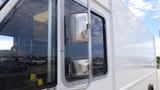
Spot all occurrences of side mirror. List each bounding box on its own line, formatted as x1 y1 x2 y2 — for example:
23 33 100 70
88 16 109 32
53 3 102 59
70 13 88 42
70 59 89 78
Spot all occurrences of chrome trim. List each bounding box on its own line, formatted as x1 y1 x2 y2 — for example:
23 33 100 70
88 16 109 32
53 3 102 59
70 59 89 77
87 0 93 86
47 0 53 82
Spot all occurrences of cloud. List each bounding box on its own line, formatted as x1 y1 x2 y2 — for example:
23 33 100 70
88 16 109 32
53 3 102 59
127 6 146 17
122 0 160 18
128 0 151 9
122 0 153 16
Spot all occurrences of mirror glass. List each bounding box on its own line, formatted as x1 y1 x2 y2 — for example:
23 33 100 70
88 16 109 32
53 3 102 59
65 0 89 83
70 59 89 78
70 13 88 42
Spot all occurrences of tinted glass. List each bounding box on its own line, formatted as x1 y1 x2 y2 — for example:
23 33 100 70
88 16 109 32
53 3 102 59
64 0 88 81
65 0 107 81
0 0 57 90
91 13 107 77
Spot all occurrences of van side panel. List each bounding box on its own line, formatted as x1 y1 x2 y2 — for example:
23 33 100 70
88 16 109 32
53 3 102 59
112 0 158 90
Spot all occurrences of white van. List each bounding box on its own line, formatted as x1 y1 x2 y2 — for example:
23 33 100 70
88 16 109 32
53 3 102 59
0 0 159 90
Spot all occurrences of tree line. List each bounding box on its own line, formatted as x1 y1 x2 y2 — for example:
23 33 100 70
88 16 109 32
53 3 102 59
157 56 160 69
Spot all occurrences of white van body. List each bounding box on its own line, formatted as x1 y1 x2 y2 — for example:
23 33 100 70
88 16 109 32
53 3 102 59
56 0 158 90
0 0 158 90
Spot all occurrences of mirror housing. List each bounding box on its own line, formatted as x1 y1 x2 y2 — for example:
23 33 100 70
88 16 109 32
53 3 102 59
70 59 89 78
70 13 88 42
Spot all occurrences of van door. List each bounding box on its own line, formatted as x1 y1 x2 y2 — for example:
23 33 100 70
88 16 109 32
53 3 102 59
57 0 113 90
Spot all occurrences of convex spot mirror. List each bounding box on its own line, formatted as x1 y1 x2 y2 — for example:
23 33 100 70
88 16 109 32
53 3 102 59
70 59 89 78
70 13 88 42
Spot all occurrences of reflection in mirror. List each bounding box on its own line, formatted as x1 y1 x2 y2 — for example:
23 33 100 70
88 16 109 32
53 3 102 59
65 0 88 82
70 59 89 78
70 13 88 42
0 35 13 50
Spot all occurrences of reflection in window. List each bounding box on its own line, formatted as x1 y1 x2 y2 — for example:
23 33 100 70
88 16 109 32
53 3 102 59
65 0 107 82
0 35 13 50
91 12 107 77
0 0 57 90
65 0 88 81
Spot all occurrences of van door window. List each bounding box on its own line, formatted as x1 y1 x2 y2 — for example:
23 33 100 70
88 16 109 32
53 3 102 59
65 0 107 82
91 12 107 77
0 0 57 90
65 0 88 82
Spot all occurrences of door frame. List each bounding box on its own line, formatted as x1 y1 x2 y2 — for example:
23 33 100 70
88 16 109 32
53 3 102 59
56 0 113 90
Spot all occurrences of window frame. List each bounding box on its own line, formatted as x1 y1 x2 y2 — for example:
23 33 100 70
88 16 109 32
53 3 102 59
62 0 108 87
91 11 108 77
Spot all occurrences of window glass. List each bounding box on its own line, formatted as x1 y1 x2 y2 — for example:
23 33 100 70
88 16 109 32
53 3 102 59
65 0 88 81
65 0 107 82
0 0 57 90
91 12 107 77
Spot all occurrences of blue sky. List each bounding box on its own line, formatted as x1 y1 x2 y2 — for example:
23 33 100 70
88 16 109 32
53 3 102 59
122 0 160 56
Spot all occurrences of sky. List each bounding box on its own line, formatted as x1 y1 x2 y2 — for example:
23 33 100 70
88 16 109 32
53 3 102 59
0 35 13 50
122 0 160 56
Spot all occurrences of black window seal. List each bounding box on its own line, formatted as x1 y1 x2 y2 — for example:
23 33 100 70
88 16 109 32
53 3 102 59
91 11 108 76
